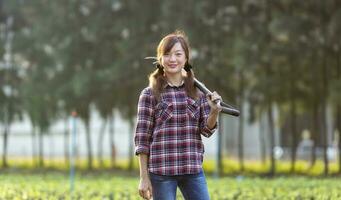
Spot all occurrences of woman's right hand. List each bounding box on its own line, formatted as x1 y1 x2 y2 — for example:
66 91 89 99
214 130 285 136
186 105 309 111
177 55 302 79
138 176 153 200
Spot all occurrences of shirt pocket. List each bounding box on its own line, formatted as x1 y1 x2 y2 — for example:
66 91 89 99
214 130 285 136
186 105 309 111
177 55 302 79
155 101 173 124
187 97 200 119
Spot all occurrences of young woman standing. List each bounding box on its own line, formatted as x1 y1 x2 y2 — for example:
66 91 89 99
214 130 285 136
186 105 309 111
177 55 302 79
134 30 222 200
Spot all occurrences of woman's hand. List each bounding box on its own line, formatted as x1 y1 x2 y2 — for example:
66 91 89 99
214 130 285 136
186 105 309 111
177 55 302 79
207 91 223 114
138 176 153 200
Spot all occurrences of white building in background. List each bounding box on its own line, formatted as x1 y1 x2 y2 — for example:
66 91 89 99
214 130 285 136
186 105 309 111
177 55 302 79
0 102 259 160
0 106 242 159
0 103 337 161
222 102 281 160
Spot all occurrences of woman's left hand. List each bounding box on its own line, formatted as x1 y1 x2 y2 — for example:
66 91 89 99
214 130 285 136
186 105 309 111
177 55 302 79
207 91 223 113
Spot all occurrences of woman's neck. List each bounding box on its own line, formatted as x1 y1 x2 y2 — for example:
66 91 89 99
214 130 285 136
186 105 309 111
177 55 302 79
165 73 183 87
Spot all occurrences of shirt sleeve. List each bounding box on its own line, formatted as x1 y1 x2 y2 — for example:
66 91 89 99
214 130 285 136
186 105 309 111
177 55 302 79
134 88 155 155
199 94 218 138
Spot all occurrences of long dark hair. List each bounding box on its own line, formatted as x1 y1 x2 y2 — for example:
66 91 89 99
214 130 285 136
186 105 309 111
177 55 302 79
149 30 198 100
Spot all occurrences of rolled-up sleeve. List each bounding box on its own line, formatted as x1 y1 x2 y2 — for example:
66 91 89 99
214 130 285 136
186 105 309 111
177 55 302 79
134 88 155 155
199 94 217 138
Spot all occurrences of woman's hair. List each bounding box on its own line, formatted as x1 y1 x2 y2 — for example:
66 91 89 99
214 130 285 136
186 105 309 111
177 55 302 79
149 30 198 101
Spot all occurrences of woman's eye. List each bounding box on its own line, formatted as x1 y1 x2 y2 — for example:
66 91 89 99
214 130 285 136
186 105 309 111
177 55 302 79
176 53 182 56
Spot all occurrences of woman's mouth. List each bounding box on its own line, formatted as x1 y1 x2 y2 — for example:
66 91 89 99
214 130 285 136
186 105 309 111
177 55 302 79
168 64 178 68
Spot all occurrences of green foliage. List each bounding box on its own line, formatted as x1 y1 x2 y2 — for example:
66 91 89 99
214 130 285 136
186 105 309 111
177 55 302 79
1 173 341 199
1 0 341 175
1 0 340 127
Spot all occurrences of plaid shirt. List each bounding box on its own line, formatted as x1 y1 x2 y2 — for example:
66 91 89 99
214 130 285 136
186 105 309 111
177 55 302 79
134 83 217 175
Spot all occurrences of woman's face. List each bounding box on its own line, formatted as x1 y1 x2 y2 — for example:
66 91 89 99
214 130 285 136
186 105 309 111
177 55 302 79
161 42 187 75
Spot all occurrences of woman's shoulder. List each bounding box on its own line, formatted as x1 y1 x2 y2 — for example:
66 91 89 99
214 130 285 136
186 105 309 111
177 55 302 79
139 87 156 102
197 90 206 99
140 86 153 95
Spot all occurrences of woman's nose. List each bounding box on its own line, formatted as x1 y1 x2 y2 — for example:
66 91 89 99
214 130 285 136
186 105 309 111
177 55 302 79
169 54 176 61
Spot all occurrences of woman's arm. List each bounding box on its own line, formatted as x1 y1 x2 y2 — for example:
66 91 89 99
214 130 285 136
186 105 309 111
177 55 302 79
198 91 222 137
134 88 155 155
139 154 149 180
206 91 222 129
206 108 220 130
138 154 152 200
134 88 155 199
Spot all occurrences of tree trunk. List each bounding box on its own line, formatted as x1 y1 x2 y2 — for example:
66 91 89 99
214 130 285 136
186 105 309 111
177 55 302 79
84 121 93 170
321 101 329 175
259 115 267 165
128 120 134 171
290 98 297 172
97 119 107 168
2 122 9 168
235 0 245 173
264 0 275 176
268 104 275 176
310 105 319 168
64 118 70 167
319 0 329 176
49 131 54 165
289 73 298 172
337 107 341 174
217 114 223 176
38 130 44 167
321 46 329 176
310 50 319 168
336 49 341 174
109 112 116 168
31 125 37 166
238 70 245 172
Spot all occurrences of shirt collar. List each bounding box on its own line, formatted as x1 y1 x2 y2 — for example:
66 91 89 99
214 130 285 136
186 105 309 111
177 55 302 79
164 80 185 89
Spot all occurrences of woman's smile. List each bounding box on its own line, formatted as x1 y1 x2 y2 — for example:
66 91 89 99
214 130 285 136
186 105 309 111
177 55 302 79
168 63 178 68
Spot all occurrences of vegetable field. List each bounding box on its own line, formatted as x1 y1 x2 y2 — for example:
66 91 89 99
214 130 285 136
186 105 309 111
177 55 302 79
1 172 341 199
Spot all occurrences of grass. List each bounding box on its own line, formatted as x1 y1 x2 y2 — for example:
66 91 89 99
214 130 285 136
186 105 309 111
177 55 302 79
1 158 340 199
1 171 341 199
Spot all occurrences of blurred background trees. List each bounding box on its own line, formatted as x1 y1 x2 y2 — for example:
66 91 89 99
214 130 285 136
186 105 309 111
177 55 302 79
0 0 340 175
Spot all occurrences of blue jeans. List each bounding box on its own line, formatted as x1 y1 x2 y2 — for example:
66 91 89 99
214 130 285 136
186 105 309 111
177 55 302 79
149 170 210 200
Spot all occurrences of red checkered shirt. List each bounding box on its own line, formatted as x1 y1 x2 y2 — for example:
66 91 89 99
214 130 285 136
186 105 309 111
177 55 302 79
134 84 217 175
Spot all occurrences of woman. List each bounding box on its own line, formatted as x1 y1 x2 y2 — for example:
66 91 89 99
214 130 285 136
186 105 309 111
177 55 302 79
134 30 222 200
